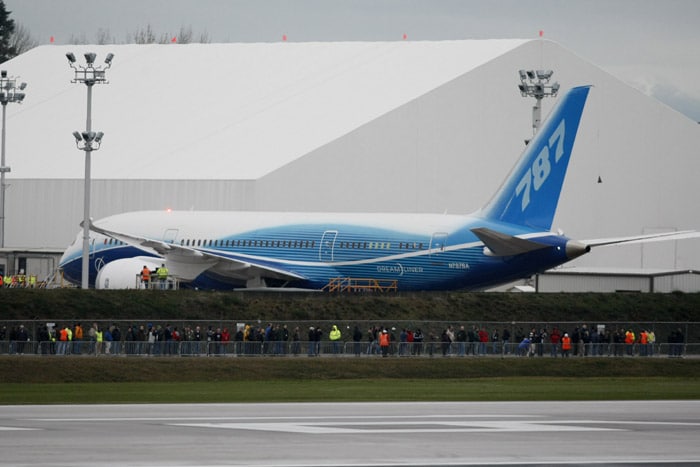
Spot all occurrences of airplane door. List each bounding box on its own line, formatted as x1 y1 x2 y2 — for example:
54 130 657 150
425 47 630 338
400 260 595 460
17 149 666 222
163 229 179 244
430 232 448 256
320 230 338 262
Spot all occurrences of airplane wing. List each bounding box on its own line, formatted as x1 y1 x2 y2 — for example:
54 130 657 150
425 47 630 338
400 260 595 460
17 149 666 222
88 222 307 284
582 230 700 248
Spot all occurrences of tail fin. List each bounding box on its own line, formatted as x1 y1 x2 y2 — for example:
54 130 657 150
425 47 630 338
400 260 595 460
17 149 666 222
481 85 590 230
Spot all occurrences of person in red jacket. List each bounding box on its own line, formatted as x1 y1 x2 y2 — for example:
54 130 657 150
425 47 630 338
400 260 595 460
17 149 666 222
550 328 561 357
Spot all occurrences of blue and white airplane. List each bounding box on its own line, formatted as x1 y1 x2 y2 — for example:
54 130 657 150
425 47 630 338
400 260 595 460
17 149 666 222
58 86 696 290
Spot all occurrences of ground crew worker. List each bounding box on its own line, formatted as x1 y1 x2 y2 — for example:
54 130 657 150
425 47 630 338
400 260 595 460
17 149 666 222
561 333 572 357
329 325 342 354
156 264 168 289
141 266 151 289
379 329 391 357
3 275 10 287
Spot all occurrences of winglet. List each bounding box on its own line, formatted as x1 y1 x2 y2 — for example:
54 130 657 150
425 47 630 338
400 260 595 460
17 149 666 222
481 86 590 230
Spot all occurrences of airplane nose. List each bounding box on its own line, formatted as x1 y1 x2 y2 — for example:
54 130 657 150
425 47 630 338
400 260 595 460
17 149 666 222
565 240 590 260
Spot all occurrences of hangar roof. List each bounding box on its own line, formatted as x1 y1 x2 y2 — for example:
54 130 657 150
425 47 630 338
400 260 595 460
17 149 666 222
6 40 527 180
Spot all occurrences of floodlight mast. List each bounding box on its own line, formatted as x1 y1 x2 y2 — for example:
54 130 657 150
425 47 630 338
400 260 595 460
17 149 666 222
517 69 559 135
67 51 113 289
0 70 27 249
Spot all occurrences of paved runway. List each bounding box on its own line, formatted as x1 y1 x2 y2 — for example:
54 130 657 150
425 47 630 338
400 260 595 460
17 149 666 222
1 401 698 466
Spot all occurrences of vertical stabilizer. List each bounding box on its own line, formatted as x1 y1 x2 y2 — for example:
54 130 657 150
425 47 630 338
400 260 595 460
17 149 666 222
481 86 590 230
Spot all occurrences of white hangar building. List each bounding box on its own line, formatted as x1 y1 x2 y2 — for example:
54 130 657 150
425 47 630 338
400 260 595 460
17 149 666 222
2 39 699 288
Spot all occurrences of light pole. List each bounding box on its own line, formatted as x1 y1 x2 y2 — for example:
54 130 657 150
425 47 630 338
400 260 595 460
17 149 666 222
67 51 113 289
0 70 27 249
517 69 560 136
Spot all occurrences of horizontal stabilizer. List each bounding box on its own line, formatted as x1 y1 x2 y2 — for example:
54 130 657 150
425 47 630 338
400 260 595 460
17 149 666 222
471 227 550 257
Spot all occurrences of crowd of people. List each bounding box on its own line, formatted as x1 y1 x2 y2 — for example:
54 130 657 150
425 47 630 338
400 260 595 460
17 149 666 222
0 321 690 358
1 271 44 288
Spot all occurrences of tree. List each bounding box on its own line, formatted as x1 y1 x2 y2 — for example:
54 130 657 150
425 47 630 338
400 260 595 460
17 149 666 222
96 28 114 45
9 23 38 55
0 0 16 63
128 24 157 44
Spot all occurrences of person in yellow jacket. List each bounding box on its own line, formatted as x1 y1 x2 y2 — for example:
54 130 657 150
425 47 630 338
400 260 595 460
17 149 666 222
156 264 169 289
95 328 104 355
329 325 342 354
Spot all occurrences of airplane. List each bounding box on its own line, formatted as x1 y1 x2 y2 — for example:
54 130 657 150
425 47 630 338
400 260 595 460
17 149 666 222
58 85 697 291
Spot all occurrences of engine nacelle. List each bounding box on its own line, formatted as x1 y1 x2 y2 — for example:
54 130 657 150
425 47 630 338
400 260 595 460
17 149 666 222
95 257 163 290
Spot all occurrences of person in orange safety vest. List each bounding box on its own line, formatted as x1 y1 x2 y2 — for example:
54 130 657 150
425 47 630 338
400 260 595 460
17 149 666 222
561 333 572 358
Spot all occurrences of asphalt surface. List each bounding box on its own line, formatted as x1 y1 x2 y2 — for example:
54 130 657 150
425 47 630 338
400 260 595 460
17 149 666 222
1 401 699 466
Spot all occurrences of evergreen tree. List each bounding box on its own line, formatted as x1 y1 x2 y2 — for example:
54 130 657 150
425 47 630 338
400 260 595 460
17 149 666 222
0 0 16 63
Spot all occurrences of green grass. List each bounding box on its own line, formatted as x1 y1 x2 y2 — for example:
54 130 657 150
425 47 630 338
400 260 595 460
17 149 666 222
2 378 698 404
1 356 699 404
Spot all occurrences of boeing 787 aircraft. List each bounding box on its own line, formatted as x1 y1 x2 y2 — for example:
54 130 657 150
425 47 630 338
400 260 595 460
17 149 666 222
58 86 696 290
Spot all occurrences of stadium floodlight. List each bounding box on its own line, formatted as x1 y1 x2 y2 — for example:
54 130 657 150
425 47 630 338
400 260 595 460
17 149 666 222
67 51 114 289
0 69 28 249
517 68 560 135
536 69 553 81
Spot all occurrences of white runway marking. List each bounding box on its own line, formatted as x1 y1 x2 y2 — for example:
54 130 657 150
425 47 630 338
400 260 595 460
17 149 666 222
171 419 621 434
0 426 39 431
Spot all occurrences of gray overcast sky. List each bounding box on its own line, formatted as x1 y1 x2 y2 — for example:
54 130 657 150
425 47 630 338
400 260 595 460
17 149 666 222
6 0 700 121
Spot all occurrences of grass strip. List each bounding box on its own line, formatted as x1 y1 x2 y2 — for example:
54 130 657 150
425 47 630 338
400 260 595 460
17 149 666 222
3 377 698 404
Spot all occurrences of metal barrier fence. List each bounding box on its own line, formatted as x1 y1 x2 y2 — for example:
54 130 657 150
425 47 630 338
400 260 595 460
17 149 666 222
0 340 696 358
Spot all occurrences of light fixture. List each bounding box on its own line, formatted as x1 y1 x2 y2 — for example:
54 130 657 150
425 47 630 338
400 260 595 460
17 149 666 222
67 51 113 289
517 69 560 135
0 69 28 249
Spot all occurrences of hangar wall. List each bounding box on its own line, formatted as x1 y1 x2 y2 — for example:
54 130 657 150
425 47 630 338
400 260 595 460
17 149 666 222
7 179 256 249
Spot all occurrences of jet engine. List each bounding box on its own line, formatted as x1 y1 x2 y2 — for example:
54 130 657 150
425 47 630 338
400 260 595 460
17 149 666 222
95 257 163 289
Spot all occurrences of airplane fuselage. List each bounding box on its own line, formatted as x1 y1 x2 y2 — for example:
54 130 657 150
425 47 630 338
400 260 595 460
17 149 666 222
59 210 578 291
